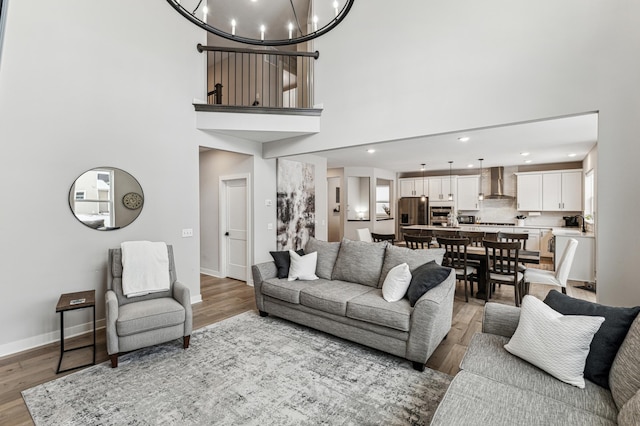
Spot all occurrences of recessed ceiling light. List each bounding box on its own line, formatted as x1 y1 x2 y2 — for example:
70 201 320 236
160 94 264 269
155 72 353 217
367 149 376 154
568 153 577 157
524 159 532 164
467 164 474 168
520 152 530 156
458 137 470 142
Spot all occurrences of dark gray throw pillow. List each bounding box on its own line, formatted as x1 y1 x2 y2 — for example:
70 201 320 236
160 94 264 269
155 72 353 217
544 290 640 389
406 261 452 307
270 250 305 279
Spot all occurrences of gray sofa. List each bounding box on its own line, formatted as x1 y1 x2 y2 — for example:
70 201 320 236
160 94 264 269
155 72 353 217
251 238 456 370
431 302 640 425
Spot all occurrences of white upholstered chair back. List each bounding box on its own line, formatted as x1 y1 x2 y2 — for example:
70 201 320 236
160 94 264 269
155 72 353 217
356 228 373 243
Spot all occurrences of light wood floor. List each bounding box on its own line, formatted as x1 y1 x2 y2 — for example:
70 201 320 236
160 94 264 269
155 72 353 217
0 265 595 425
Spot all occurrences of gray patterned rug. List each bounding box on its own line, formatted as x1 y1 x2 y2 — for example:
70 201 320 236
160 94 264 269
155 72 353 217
22 311 451 425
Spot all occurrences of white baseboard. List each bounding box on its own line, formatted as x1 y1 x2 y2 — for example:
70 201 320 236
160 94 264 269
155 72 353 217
0 319 105 359
191 294 203 304
200 268 222 277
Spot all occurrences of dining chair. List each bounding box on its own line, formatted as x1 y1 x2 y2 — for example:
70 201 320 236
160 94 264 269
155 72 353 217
498 231 529 272
437 237 475 302
371 232 396 245
458 231 485 247
484 240 525 307
457 231 485 294
404 234 433 250
498 231 528 249
523 238 578 296
356 228 373 243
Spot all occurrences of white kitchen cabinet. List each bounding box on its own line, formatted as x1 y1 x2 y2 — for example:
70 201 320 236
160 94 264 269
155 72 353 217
457 176 480 211
554 234 595 282
516 173 543 211
427 176 455 202
399 178 426 197
503 227 541 251
542 171 582 211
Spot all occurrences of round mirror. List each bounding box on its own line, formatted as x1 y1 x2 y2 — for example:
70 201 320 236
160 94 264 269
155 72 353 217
68 167 144 231
166 0 356 46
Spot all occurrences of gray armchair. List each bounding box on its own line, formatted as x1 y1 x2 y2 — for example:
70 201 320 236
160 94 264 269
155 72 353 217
106 245 192 368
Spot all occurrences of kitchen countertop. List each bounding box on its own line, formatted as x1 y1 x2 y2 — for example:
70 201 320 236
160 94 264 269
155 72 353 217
403 224 595 238
552 229 595 238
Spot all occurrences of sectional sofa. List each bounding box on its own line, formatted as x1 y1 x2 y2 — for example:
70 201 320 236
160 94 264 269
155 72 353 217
431 300 640 425
251 238 456 370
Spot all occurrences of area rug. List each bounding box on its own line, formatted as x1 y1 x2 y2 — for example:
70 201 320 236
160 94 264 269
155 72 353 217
22 312 451 425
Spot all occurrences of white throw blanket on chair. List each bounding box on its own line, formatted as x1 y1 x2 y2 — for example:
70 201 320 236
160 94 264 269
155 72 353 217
121 241 170 298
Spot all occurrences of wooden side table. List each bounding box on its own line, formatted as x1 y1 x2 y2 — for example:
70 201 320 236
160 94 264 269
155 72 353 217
55 290 96 374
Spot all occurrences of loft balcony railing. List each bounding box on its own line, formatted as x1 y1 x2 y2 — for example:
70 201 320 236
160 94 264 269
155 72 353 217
197 44 319 110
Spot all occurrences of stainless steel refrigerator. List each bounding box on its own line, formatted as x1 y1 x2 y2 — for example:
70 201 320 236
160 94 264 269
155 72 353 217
397 197 429 237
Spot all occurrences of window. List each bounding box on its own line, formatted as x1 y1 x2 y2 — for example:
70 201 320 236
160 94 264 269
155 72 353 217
584 169 595 222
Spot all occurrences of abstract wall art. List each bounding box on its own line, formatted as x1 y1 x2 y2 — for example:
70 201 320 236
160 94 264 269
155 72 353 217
277 158 316 250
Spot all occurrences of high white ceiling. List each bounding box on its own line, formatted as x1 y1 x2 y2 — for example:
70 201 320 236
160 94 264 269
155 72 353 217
311 113 598 173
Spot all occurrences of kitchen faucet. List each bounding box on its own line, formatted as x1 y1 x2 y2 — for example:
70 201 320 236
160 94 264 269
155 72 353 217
574 215 587 233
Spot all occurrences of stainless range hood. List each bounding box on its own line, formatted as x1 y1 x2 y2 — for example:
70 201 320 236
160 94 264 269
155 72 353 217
484 167 515 199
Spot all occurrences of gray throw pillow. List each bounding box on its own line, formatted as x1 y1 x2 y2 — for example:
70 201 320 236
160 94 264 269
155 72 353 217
304 238 341 280
332 238 387 287
270 250 305 279
406 261 452 307
378 245 446 288
544 290 640 389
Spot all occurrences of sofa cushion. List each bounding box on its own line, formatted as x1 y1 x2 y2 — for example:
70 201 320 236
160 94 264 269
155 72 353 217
346 288 412 332
378 245 445 287
304 238 341 280
262 278 322 305
331 239 387 287
117 298 185 337
610 313 640 410
270 249 305 278
431 370 616 426
618 388 640 426
299 280 373 316
406 261 452 307
504 296 604 388
461 333 618 421
544 289 640 389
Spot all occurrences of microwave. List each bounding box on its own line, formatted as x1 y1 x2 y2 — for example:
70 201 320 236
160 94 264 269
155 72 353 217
458 215 476 224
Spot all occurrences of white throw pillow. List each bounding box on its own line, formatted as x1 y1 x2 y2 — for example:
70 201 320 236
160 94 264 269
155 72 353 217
504 295 605 388
382 263 412 302
288 250 319 281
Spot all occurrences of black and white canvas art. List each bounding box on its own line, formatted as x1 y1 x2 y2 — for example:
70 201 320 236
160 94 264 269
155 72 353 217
277 158 315 250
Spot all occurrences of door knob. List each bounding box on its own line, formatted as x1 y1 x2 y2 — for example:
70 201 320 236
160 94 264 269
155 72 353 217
225 232 229 236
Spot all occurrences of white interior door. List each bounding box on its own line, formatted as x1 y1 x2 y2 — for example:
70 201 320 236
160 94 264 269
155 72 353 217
225 178 247 281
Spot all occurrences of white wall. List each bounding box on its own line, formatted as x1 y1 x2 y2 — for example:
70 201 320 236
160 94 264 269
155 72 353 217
0 0 277 355
263 0 640 307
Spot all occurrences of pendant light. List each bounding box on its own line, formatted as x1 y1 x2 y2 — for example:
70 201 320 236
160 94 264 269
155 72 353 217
420 163 426 202
478 158 485 201
448 161 454 201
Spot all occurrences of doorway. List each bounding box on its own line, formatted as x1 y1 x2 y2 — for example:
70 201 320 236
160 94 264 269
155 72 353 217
220 175 251 281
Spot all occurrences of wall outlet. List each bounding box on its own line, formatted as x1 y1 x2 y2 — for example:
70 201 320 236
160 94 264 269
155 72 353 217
267 223 273 230
265 199 273 207
182 228 193 238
